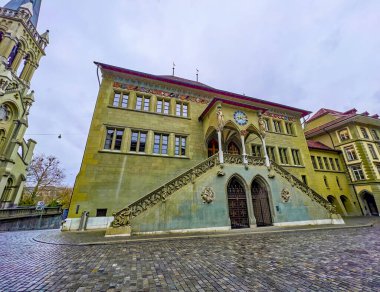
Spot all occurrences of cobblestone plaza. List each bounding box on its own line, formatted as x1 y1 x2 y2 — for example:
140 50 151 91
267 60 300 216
1 220 380 291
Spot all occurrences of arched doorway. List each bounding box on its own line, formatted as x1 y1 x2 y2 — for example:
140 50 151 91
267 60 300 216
207 139 219 157
227 177 249 229
340 195 354 215
227 142 240 155
363 192 379 216
327 195 345 215
251 179 272 226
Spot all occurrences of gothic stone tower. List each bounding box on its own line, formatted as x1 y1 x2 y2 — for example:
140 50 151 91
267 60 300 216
0 0 48 208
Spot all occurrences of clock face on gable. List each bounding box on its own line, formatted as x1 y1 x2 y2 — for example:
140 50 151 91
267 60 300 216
233 110 248 126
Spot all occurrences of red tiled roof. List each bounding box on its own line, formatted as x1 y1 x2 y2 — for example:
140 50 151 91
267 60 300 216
95 61 312 117
158 75 214 89
305 113 357 137
307 140 338 151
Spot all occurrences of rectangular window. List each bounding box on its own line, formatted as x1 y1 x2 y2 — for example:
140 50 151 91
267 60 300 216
136 96 142 110
317 156 324 169
291 149 301 165
335 158 341 171
156 100 163 113
370 129 379 140
252 144 262 157
266 146 276 162
104 128 124 150
344 146 358 161
360 127 369 139
329 158 336 170
113 92 120 107
130 131 147 153
368 144 378 160
96 209 107 217
121 93 129 108
376 164 380 175
338 129 350 141
175 136 187 156
278 148 289 164
350 165 365 181
156 99 170 115
285 122 293 135
153 133 169 155
143 97 150 111
301 175 308 185
273 120 282 133
263 119 270 131
311 156 318 169
176 102 188 117
323 157 330 170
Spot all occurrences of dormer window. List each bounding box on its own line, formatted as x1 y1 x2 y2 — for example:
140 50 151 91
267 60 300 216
360 127 369 139
338 129 350 141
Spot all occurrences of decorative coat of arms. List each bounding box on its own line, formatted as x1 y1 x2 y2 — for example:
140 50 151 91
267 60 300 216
281 188 291 203
201 187 215 204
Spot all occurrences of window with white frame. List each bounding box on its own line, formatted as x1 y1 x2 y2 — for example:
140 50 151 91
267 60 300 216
104 128 124 150
350 165 365 181
130 131 147 152
367 144 378 160
278 147 289 164
329 158 336 170
156 98 170 115
175 136 187 156
112 92 128 108
273 120 282 133
285 122 294 135
335 158 341 171
370 129 379 140
135 95 150 111
344 146 358 161
338 129 350 141
176 102 188 117
153 133 169 155
323 157 330 170
360 127 369 139
317 156 324 169
266 146 276 162
311 156 318 169
291 149 301 165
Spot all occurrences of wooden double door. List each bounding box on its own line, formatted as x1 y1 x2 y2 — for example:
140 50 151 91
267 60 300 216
227 178 272 229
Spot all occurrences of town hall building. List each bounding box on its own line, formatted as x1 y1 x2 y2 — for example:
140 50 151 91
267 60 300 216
63 61 380 235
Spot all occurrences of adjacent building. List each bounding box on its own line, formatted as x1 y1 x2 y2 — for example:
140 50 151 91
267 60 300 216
305 108 380 216
0 0 49 208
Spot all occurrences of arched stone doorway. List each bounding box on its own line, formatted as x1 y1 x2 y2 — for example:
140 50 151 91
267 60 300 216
207 139 218 157
362 192 379 216
340 195 355 215
227 177 249 229
251 179 272 226
327 195 345 215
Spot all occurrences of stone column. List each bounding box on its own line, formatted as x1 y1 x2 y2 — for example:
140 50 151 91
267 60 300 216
217 130 223 164
13 179 25 206
10 49 25 73
261 138 270 167
240 131 248 164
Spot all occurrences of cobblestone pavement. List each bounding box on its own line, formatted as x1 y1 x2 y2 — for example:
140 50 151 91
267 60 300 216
1 220 380 291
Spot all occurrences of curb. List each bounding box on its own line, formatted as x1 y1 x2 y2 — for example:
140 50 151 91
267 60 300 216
32 222 374 246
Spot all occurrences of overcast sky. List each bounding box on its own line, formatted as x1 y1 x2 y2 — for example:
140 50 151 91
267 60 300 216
5 0 380 185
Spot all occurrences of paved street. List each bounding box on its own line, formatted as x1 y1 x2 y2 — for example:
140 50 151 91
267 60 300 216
1 220 380 291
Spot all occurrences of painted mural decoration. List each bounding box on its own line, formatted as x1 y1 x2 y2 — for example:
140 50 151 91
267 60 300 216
281 188 291 203
216 105 225 131
233 110 248 126
113 79 210 104
201 186 215 204
263 111 295 122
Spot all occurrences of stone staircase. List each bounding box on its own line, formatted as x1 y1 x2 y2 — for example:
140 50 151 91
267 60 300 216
110 154 337 229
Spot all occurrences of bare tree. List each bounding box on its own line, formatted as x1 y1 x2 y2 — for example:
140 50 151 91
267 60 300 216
26 154 65 200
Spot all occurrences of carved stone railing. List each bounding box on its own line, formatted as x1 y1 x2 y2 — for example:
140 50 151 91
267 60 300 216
0 8 45 50
0 206 62 219
111 153 337 228
270 160 337 214
112 154 219 227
